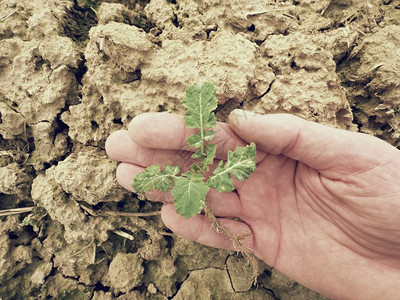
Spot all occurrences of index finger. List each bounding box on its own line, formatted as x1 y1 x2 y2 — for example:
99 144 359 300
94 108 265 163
128 112 266 161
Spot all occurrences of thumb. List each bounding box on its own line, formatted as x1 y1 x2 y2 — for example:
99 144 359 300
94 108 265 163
228 110 399 175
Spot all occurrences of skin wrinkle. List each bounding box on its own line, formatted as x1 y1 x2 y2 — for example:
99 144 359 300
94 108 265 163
293 161 307 236
319 194 400 236
301 198 366 261
281 125 330 170
256 151 269 166
331 215 393 258
335 151 400 181
294 169 349 252
321 178 395 221
329 233 400 272
320 144 377 176
297 168 342 232
341 212 400 251
309 199 387 258
234 189 243 220
318 151 348 173
322 176 398 200
314 174 400 260
148 147 157 166
246 228 256 253
281 126 301 158
320 178 400 243
343 154 400 189
193 214 208 245
272 156 289 268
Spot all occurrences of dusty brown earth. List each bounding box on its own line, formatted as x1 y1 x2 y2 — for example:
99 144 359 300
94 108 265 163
0 0 399 299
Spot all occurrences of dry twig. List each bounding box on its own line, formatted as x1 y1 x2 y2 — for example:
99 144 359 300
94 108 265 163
79 203 160 217
0 10 17 22
0 207 34 217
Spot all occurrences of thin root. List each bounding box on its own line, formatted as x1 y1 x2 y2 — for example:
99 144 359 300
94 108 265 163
204 203 259 282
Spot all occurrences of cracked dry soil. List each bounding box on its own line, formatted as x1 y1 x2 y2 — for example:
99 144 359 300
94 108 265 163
0 0 399 299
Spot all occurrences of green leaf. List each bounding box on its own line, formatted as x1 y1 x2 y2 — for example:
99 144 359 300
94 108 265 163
183 83 217 135
187 130 215 148
191 163 201 173
204 144 217 162
191 144 216 173
191 149 202 159
199 144 216 171
207 142 256 192
165 165 180 176
132 165 179 196
203 130 215 141
187 132 203 148
207 160 234 192
172 175 210 218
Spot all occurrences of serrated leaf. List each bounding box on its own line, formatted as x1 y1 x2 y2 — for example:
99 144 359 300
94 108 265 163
183 83 217 130
132 165 178 195
207 142 257 192
187 130 215 149
199 144 216 172
191 163 201 173
203 130 215 141
207 160 234 192
187 133 203 148
165 165 180 176
191 149 202 159
181 171 194 178
172 175 210 218
204 144 217 162
190 144 216 173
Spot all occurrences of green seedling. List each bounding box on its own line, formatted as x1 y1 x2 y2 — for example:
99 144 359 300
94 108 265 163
22 216 39 232
132 82 257 219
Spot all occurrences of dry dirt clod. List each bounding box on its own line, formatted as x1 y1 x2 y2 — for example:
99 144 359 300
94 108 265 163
0 162 31 200
339 25 400 146
108 252 144 293
173 268 234 299
52 148 126 205
226 254 257 292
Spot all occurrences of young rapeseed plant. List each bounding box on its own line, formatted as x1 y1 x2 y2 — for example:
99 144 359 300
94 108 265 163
132 82 257 219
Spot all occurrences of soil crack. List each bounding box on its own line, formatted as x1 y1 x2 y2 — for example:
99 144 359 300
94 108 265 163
225 255 236 293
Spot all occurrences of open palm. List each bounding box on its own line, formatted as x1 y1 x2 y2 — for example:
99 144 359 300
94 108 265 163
106 110 400 299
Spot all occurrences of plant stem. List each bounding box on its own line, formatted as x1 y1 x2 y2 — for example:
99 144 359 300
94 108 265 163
200 129 205 156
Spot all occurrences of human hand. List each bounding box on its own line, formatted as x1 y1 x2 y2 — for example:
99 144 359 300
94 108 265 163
105 110 400 299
